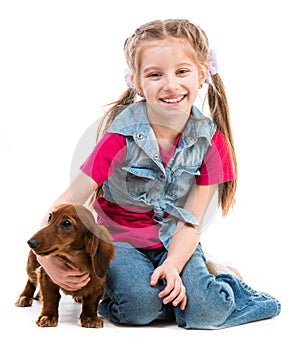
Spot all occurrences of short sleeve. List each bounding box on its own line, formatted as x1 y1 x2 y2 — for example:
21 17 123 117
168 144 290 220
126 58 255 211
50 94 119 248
196 129 236 186
80 131 126 186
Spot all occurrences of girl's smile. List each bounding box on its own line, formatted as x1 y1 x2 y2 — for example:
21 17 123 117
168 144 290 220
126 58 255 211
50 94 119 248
160 94 186 105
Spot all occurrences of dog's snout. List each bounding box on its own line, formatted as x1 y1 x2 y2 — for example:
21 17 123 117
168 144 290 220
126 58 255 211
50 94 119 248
27 239 39 249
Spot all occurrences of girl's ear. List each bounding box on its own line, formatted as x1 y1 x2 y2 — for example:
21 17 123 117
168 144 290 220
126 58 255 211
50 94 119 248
130 73 135 87
130 74 143 97
198 64 209 88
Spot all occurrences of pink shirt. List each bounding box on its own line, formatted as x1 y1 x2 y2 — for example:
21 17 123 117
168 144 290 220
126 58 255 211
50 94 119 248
81 129 235 248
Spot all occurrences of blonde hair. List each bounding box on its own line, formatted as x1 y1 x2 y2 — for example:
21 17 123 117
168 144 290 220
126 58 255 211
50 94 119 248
97 19 237 215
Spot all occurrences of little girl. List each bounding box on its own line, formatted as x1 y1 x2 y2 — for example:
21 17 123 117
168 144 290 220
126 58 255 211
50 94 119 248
38 19 280 329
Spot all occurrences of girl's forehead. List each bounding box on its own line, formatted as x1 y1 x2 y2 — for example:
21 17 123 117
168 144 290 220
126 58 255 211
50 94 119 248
137 37 197 65
140 37 194 53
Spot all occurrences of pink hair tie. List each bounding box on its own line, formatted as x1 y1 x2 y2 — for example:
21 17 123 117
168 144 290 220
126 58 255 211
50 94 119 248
205 49 218 84
124 67 134 89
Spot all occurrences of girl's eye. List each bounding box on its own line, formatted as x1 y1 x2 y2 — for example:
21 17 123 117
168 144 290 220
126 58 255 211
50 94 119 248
48 213 52 222
148 72 161 79
177 69 189 75
61 220 72 229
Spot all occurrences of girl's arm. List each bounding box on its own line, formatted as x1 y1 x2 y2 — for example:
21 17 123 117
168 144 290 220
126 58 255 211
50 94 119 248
166 184 217 272
150 184 217 310
38 171 98 291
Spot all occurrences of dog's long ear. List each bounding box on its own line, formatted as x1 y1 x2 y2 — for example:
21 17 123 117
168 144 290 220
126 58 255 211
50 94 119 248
85 231 99 264
91 225 114 278
76 205 114 278
85 225 114 278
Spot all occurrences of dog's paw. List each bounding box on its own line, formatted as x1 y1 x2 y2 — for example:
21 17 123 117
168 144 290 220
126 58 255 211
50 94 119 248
15 296 33 307
80 316 104 328
36 315 58 327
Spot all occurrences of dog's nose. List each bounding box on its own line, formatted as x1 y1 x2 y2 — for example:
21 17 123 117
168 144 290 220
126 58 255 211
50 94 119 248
27 239 39 249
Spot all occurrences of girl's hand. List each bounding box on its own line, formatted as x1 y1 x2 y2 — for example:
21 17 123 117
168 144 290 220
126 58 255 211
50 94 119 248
37 255 91 291
150 261 187 310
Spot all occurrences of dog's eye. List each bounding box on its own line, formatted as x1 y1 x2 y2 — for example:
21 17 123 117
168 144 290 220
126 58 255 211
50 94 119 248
48 213 52 222
61 220 72 229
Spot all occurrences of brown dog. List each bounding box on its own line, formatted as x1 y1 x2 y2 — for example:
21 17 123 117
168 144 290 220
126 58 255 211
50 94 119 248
15 204 114 328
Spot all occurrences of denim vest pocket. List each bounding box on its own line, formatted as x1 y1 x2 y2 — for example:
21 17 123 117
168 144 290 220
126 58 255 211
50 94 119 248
122 166 163 204
166 166 201 202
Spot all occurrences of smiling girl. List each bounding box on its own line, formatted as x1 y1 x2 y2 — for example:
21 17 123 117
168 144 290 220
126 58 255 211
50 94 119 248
38 19 280 329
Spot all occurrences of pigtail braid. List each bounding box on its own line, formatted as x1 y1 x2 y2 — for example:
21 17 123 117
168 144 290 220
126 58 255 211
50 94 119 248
208 74 237 216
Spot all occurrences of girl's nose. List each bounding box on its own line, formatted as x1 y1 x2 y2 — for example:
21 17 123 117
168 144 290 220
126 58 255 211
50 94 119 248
163 75 179 91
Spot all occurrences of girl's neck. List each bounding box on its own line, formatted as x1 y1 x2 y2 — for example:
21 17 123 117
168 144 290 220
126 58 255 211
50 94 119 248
146 103 190 150
150 124 181 154
152 123 178 142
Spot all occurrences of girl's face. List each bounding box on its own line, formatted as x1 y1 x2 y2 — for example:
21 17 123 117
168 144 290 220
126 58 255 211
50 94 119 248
132 37 208 117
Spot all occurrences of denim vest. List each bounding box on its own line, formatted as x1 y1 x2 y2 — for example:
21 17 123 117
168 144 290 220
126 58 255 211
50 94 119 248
102 102 216 248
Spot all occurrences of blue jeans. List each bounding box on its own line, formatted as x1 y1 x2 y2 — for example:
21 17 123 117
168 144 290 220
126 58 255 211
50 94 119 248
99 242 281 329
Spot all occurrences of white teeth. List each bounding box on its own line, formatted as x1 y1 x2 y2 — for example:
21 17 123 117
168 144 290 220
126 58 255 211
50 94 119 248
162 96 184 103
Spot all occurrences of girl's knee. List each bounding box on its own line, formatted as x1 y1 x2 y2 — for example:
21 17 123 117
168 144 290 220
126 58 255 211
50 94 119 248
176 279 235 329
101 286 168 325
177 301 234 329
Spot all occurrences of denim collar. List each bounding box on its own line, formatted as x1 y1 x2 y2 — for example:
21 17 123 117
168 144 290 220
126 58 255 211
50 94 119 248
108 101 215 146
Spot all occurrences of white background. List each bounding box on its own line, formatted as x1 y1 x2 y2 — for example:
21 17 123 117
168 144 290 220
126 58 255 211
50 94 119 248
0 0 293 349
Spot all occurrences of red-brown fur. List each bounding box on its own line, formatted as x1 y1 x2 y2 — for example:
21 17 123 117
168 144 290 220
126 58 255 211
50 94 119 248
15 204 114 328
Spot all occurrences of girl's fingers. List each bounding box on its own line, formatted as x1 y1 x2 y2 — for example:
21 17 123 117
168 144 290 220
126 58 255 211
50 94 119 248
180 295 187 310
172 284 187 308
150 265 187 309
61 274 91 291
158 278 175 298
161 280 178 301
162 280 186 306
150 269 160 286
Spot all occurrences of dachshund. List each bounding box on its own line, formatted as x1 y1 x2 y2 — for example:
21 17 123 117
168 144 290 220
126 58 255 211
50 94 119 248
15 204 114 328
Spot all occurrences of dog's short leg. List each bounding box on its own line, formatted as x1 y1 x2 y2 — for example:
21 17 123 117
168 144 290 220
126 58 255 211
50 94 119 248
15 250 40 307
36 268 61 327
80 292 103 328
15 279 37 307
